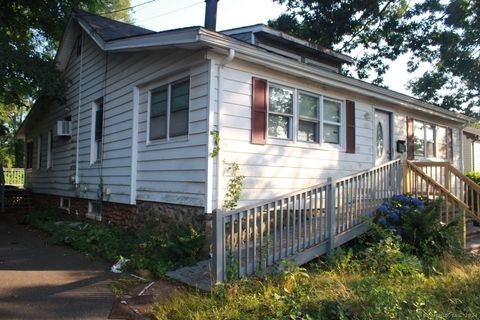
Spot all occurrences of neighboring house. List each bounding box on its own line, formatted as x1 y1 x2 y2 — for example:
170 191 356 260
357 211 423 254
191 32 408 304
463 127 480 172
17 9 471 233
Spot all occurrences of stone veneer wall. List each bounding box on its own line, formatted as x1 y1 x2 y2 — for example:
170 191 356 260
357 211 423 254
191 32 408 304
32 193 210 236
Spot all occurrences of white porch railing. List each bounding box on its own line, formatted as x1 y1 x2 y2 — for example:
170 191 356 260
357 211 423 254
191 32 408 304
212 159 403 282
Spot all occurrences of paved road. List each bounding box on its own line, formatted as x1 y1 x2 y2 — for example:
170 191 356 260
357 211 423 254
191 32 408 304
0 214 116 320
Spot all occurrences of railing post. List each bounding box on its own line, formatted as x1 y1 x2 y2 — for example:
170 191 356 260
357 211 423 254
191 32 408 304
403 160 410 194
444 164 450 193
212 209 224 283
0 165 4 213
327 177 336 253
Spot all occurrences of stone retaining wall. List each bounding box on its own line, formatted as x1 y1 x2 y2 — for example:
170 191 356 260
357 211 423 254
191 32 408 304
32 193 209 236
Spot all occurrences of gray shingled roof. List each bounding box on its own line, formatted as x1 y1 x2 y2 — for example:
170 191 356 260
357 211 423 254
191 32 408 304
73 10 154 41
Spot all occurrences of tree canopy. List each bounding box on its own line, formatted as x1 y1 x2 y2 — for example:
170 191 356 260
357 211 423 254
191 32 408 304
269 0 479 117
0 0 132 166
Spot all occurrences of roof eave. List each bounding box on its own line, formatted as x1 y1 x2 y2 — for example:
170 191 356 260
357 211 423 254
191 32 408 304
197 28 471 124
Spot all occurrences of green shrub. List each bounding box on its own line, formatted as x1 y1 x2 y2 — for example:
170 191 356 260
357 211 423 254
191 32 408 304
373 195 462 264
20 212 205 278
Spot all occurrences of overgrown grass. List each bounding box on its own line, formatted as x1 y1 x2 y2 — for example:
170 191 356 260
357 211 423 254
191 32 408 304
153 251 480 319
153 195 480 319
19 212 205 278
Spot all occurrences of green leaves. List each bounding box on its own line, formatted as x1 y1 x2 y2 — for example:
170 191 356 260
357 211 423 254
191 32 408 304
269 0 479 117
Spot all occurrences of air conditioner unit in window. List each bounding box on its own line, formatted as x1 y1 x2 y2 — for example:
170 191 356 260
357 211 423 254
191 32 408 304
55 120 72 136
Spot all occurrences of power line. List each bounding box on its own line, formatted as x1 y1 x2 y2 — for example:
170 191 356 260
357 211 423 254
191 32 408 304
135 0 204 23
99 0 159 15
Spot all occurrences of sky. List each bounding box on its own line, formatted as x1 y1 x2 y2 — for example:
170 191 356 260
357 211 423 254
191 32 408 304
130 0 427 97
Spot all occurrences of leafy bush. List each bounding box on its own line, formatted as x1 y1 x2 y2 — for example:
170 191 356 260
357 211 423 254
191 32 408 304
373 195 462 263
466 171 480 185
19 212 205 278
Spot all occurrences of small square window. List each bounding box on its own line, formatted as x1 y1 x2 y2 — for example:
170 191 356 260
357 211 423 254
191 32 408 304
87 201 102 221
59 197 70 211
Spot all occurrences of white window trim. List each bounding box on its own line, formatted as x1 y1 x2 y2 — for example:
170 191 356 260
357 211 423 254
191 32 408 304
36 135 41 170
86 200 102 221
268 83 295 141
267 82 345 150
146 73 191 146
47 130 53 169
90 101 104 165
59 197 70 212
413 120 449 161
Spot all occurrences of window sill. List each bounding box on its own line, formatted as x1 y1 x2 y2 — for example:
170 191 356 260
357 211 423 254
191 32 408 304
267 138 344 152
146 134 189 146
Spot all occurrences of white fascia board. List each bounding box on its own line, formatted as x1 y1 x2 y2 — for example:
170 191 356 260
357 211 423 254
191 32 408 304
104 28 200 52
75 18 106 50
197 30 471 124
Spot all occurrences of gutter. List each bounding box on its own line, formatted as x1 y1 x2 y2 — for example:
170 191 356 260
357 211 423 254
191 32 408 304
196 29 472 124
215 48 236 210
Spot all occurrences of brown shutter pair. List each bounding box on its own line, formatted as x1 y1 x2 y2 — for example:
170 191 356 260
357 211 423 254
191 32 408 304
251 77 356 153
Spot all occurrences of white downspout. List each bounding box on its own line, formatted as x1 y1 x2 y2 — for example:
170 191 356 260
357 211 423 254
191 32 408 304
74 32 84 184
215 48 235 210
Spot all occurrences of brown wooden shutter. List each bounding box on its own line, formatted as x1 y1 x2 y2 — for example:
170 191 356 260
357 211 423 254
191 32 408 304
406 116 414 160
251 77 268 145
447 127 453 161
345 100 355 153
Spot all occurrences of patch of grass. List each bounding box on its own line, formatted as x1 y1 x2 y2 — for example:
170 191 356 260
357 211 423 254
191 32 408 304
19 212 205 279
152 254 480 320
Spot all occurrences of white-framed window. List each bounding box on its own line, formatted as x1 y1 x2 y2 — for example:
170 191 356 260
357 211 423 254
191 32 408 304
148 78 190 142
414 120 448 160
322 98 342 144
87 200 102 221
437 126 447 160
90 99 104 164
298 92 320 142
268 85 294 140
36 135 42 170
47 130 53 169
59 197 70 211
268 84 344 145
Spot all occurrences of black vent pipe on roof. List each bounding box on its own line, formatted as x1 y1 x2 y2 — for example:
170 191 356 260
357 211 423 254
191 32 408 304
205 0 219 31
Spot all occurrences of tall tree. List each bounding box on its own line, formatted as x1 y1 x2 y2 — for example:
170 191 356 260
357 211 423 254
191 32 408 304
269 0 479 116
0 0 132 166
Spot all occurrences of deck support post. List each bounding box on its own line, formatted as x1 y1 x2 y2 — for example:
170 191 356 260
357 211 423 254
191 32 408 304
327 177 336 253
212 209 224 283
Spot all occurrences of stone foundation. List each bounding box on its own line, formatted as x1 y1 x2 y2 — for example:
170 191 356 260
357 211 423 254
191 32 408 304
32 193 209 236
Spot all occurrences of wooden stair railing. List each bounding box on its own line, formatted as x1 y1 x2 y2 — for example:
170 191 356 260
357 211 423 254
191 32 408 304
404 161 472 246
410 161 480 222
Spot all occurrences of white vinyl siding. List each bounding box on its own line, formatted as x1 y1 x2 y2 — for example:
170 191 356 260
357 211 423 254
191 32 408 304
24 30 210 207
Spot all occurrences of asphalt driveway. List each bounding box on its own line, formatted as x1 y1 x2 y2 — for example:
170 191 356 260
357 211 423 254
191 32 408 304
0 214 117 320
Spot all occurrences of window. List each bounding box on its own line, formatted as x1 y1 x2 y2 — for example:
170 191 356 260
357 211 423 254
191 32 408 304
323 98 342 144
87 200 101 221
47 130 53 169
437 126 447 160
414 121 425 157
413 120 449 159
268 85 294 139
267 84 343 145
298 93 319 142
59 197 70 210
90 99 104 164
36 135 42 170
149 78 190 141
26 142 33 169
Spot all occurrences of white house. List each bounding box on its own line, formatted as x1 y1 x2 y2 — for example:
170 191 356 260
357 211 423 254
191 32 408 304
17 9 471 233
463 127 480 173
